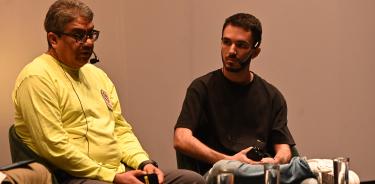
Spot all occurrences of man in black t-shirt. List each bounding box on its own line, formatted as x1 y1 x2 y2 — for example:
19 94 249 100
174 13 295 175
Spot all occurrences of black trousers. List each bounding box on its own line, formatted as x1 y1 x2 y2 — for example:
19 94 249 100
62 169 205 184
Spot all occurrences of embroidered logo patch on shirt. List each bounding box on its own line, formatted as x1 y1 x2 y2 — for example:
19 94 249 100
101 89 113 111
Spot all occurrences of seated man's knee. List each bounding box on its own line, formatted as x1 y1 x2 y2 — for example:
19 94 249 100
204 160 241 183
3 162 52 184
208 160 239 175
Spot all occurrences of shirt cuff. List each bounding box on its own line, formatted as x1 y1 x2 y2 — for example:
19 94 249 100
96 166 117 183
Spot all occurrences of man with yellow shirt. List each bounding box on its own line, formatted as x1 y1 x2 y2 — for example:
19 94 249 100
12 0 204 183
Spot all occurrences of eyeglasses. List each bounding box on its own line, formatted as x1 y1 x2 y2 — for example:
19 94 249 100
55 29 100 43
221 37 252 49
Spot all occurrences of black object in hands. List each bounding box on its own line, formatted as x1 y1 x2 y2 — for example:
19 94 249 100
246 147 270 161
137 173 159 184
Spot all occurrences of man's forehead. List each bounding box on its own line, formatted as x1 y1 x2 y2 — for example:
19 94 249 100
223 25 252 42
224 25 251 34
65 17 94 30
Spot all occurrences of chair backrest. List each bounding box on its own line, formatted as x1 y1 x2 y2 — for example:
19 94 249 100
176 150 210 175
8 124 60 184
9 125 41 163
291 145 300 157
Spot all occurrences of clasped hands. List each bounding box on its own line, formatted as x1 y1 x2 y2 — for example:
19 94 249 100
113 164 163 184
226 147 277 165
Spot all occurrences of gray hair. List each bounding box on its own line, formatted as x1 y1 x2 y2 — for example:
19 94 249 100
44 0 93 46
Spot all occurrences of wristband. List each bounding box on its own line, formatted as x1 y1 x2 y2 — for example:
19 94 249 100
138 160 158 170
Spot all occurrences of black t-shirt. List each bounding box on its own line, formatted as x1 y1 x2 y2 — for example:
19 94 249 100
175 69 295 173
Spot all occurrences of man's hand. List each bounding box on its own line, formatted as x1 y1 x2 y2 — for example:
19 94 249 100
260 144 292 164
226 147 259 164
113 170 146 184
260 157 278 164
143 164 164 184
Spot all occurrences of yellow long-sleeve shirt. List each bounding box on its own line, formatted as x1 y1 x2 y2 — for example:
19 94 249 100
12 54 149 182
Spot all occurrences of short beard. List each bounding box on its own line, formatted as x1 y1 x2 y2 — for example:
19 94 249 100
221 54 251 73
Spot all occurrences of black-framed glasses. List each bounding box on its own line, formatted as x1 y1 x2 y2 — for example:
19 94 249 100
56 29 100 43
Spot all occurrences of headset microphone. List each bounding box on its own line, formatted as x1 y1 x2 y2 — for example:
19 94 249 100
90 51 99 64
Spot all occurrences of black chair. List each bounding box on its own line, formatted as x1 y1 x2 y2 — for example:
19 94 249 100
176 150 208 175
8 124 60 184
291 145 300 158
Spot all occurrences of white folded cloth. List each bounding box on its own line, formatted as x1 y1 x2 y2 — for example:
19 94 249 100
307 159 360 184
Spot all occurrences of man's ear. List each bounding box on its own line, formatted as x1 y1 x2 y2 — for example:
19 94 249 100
47 32 59 48
251 47 261 59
